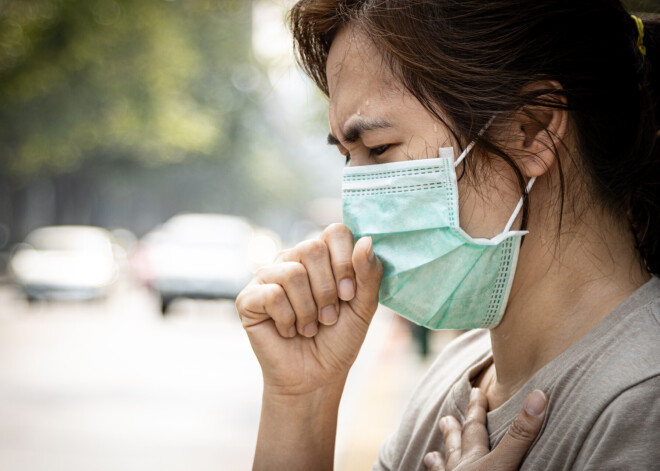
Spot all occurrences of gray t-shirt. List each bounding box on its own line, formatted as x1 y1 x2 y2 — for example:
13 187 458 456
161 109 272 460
374 277 660 470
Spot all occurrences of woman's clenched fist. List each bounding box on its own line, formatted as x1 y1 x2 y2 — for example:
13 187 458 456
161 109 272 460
235 223 383 396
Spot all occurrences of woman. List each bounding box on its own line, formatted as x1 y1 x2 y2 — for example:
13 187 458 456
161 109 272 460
236 1 660 469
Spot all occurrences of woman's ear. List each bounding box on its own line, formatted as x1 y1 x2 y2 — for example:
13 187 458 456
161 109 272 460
510 80 568 178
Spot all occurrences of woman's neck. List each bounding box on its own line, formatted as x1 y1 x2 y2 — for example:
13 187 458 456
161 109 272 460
484 207 650 409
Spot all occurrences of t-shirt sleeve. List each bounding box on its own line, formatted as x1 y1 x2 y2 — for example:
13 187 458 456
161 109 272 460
371 434 393 471
572 375 660 470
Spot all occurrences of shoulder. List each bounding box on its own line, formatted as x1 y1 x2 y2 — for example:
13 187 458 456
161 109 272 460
578 286 660 468
550 278 660 395
547 281 660 431
583 284 660 386
572 375 660 470
517 281 660 469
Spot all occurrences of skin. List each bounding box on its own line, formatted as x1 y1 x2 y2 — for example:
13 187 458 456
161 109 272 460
325 26 649 407
236 25 650 470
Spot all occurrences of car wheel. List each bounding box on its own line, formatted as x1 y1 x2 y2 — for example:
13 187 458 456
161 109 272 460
160 295 173 315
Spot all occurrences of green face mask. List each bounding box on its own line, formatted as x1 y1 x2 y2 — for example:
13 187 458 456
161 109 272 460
342 145 535 330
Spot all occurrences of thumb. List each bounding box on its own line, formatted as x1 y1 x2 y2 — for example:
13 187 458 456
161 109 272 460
487 390 547 470
350 236 383 321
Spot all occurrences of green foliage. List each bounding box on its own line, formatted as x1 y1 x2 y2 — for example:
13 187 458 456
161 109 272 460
0 0 259 183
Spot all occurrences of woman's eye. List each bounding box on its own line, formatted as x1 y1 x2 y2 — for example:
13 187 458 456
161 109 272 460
369 145 390 157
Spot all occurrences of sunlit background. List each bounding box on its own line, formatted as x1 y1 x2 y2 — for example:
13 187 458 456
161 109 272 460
0 0 655 470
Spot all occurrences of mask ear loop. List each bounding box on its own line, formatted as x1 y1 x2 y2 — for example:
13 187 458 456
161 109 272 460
453 141 475 168
503 177 536 233
453 116 496 168
447 115 535 235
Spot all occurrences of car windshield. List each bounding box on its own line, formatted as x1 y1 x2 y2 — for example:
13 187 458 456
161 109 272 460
26 227 112 252
162 215 252 247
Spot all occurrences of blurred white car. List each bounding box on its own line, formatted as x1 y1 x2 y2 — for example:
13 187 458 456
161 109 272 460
133 213 280 314
9 226 120 302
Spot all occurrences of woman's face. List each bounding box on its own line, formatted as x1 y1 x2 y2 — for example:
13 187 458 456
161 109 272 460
326 26 525 238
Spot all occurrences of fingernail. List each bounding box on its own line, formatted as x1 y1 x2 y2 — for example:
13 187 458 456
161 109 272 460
338 278 355 301
423 452 438 467
302 321 318 337
470 387 480 402
524 390 547 416
366 236 375 262
287 326 296 338
319 305 338 325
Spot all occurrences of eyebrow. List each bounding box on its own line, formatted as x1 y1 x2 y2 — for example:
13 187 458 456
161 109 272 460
327 118 393 146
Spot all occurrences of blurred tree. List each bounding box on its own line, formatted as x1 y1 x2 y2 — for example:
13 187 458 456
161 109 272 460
0 0 310 243
2 0 656 247
0 0 250 179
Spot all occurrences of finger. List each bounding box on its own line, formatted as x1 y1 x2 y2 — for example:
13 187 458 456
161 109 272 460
461 388 490 460
282 239 339 326
423 451 446 471
350 236 384 323
236 284 297 338
320 223 356 301
255 262 319 337
440 416 462 469
487 390 547 470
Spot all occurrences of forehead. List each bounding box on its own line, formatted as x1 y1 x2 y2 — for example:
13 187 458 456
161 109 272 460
326 27 400 130
326 26 395 91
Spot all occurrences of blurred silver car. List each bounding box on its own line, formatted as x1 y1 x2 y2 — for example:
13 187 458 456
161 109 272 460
9 226 120 302
133 214 279 314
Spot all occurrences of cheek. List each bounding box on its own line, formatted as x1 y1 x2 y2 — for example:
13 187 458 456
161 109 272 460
456 166 524 238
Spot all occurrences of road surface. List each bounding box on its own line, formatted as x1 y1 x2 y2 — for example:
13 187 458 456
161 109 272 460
0 281 450 470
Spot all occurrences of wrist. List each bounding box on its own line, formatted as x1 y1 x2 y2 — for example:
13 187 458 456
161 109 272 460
262 376 347 409
254 380 347 471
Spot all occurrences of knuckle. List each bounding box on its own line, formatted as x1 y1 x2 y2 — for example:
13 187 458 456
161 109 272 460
333 259 355 277
324 222 351 238
266 284 287 307
463 447 490 462
235 285 255 314
254 265 269 280
445 445 460 459
235 292 246 312
444 423 462 437
315 281 338 301
506 418 536 443
281 308 296 323
297 299 318 318
274 307 295 327
283 262 307 284
462 418 483 435
272 249 299 264
274 248 292 262
300 238 328 260
442 415 461 435
239 314 252 329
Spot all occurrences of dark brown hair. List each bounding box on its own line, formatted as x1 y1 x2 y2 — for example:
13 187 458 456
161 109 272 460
290 0 660 275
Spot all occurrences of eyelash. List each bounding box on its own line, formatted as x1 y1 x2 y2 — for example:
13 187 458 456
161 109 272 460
370 144 390 156
343 144 391 165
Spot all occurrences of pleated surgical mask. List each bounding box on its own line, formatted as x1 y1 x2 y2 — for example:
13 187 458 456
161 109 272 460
342 144 535 330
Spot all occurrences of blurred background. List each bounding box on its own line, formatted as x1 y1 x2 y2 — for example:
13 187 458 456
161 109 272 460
0 0 655 470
